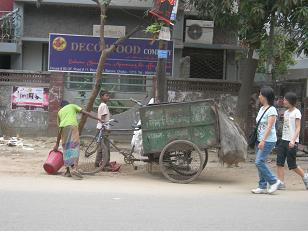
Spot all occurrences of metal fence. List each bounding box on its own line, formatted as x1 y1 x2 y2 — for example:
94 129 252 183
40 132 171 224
0 70 50 84
0 8 21 43
167 78 241 95
183 48 225 79
64 73 153 114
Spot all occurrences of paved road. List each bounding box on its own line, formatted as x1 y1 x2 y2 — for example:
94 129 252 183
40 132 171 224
0 175 307 231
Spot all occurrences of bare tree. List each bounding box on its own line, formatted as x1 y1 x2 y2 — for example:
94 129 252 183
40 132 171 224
78 0 144 132
77 0 143 132
37 0 143 133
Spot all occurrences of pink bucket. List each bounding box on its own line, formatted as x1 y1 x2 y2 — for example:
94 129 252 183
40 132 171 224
43 150 64 175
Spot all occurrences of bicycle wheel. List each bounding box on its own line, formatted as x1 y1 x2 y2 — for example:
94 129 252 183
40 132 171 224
78 135 108 175
159 140 204 184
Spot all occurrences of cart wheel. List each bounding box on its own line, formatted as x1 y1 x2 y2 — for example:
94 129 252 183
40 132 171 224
78 135 108 175
159 140 204 184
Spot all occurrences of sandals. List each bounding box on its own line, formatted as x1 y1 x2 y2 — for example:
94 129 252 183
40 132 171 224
62 167 83 180
70 168 83 180
63 168 72 177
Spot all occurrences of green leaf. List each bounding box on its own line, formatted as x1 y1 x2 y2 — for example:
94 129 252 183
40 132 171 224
98 0 111 5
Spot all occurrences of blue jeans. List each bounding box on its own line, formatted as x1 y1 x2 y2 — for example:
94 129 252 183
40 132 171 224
255 142 277 189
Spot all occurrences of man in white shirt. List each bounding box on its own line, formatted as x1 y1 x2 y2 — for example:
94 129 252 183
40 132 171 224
276 92 308 190
95 91 111 168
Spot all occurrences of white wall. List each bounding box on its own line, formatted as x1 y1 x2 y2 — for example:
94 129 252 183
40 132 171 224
22 42 42 71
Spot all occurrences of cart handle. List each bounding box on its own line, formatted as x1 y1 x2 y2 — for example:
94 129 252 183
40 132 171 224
130 98 144 107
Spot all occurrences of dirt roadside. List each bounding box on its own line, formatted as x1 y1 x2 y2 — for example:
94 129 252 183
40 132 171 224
0 137 308 191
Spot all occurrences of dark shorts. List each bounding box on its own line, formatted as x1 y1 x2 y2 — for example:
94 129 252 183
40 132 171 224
276 140 298 170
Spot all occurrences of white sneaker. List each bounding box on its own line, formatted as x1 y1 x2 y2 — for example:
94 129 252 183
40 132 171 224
251 188 267 194
268 180 281 194
278 182 286 190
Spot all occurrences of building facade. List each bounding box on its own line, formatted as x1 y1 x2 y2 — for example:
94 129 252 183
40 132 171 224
1 0 240 80
0 0 242 136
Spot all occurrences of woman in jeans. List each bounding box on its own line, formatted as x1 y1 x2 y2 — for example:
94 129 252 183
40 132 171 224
252 86 281 194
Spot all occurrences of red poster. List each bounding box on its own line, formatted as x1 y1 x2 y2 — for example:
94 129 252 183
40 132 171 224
149 0 176 25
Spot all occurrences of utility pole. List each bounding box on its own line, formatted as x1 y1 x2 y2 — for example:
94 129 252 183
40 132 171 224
156 39 168 103
150 0 178 103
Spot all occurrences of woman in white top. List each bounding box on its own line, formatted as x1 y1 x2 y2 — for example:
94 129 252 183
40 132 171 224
276 92 308 190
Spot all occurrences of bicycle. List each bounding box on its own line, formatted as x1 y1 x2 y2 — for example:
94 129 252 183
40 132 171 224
78 98 208 180
78 119 143 175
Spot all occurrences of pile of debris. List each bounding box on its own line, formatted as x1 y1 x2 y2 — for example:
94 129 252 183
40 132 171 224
0 136 34 150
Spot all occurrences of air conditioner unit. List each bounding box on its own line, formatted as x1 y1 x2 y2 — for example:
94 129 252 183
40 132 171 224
185 20 214 44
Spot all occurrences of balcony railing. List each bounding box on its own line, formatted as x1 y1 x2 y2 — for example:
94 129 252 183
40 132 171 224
0 8 21 43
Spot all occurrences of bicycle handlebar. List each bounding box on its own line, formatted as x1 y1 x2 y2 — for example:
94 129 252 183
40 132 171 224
130 98 144 107
100 119 119 129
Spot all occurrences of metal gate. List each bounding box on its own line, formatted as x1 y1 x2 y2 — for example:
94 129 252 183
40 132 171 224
63 73 153 114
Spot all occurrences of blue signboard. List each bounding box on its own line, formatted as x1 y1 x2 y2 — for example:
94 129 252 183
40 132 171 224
48 33 173 76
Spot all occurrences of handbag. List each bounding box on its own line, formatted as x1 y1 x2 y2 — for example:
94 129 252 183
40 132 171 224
248 106 271 148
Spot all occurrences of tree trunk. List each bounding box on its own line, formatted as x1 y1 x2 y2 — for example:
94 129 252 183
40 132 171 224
78 25 141 134
78 4 107 134
236 49 258 133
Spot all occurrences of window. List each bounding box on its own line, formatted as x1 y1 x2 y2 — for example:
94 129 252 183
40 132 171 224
183 48 224 79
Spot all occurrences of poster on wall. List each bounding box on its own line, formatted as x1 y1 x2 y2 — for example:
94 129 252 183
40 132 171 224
11 86 49 111
48 33 174 76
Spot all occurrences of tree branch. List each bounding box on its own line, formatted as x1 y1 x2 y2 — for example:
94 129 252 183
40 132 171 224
77 0 144 133
100 5 107 50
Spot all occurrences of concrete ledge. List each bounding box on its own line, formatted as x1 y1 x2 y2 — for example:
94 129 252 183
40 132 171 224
184 42 242 50
16 0 153 9
1 127 49 137
0 82 50 87
281 68 308 80
0 69 50 74
0 42 21 54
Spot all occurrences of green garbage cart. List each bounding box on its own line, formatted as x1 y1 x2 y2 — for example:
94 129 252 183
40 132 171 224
139 99 220 183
